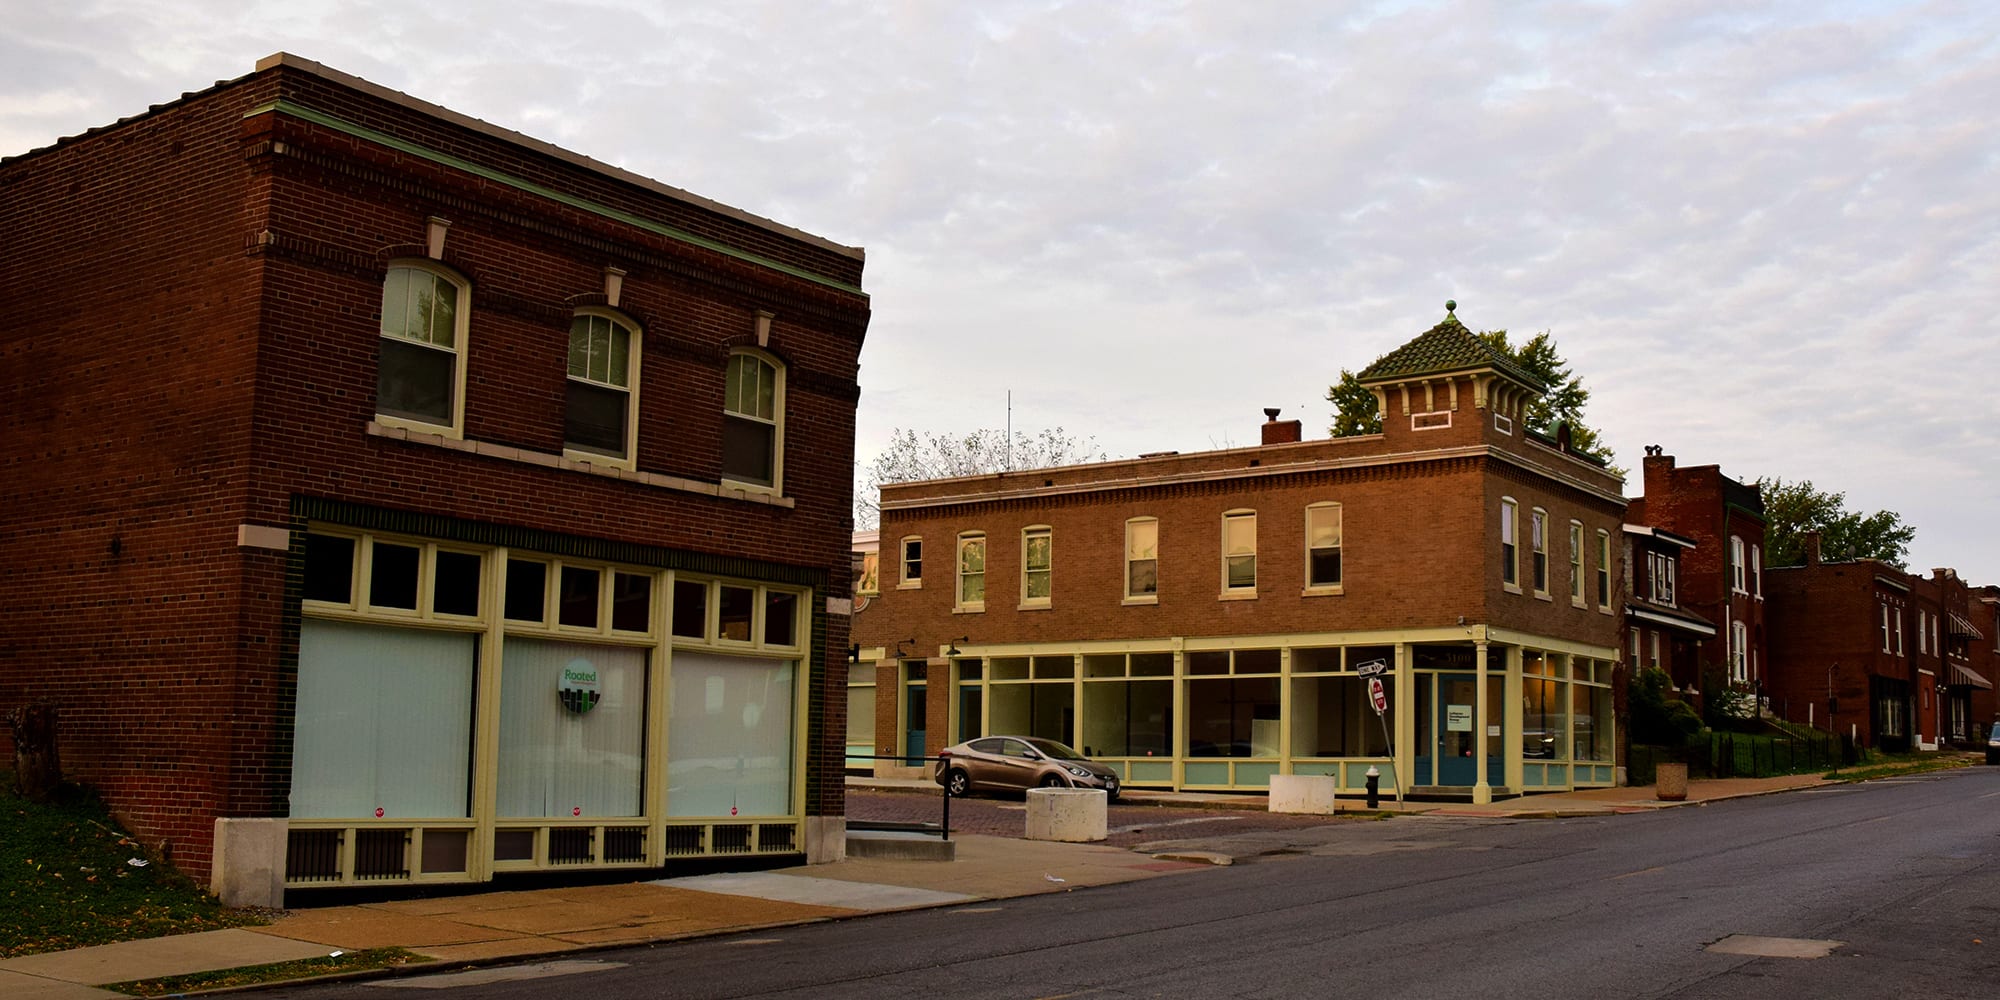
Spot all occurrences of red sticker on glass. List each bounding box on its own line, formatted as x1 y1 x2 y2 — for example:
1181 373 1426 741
375 808 385 818
573 806 582 817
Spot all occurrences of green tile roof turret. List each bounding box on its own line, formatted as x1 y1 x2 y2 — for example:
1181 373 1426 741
1357 303 1547 393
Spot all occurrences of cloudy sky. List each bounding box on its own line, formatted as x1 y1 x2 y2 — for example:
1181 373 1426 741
7 1 1997 581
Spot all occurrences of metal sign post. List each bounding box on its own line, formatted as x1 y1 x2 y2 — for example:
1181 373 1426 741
1367 674 1405 804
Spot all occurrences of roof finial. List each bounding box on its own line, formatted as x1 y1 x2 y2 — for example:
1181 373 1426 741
1445 299 1457 317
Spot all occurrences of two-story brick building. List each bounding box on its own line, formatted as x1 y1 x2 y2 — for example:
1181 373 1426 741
855 307 1625 803
0 54 868 900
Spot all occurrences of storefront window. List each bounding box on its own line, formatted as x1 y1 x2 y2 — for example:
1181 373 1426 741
1288 675 1392 757
667 651 795 816
291 619 475 818
1186 677 1280 757
496 639 646 818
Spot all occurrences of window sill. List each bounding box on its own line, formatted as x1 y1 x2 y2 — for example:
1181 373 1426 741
562 447 636 473
1503 584 1523 595
898 582 922 590
1121 595 1159 606
953 605 985 615
374 412 463 440
1218 590 1259 602
1570 598 1586 609
369 422 794 508
1016 602 1052 612
1301 586 1344 598
1534 590 1552 602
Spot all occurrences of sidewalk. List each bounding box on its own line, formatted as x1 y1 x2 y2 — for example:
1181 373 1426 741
0 774 1825 998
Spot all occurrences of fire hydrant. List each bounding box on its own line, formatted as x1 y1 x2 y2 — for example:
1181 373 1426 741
1365 765 1381 809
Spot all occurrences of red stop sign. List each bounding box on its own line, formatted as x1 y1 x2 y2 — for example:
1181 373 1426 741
1369 677 1388 714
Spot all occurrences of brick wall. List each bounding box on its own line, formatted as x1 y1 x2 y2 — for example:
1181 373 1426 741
1 60 866 878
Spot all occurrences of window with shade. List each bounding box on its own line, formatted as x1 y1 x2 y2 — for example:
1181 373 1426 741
376 262 468 435
722 351 782 490
565 311 639 464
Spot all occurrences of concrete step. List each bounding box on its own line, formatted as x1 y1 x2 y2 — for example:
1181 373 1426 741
847 829 956 861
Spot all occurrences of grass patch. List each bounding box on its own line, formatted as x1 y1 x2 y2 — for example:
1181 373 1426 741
103 946 425 996
1824 751 1983 783
0 774 266 958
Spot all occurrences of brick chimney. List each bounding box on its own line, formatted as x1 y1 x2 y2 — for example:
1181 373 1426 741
1804 531 1821 566
1261 407 1302 445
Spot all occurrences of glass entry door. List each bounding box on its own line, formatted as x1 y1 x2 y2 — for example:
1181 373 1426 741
1420 672 1502 787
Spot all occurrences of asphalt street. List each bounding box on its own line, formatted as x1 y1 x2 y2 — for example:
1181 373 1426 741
273 768 2000 999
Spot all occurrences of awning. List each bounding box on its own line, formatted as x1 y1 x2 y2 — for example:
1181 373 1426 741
1950 664 1993 690
1947 612 1985 640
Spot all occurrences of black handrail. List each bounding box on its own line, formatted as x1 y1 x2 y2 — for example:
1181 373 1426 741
845 752 950 840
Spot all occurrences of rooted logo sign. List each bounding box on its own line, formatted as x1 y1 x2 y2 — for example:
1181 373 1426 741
559 659 601 714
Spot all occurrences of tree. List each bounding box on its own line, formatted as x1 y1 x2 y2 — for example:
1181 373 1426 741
1326 329 1616 465
1756 478 1915 569
854 427 1106 529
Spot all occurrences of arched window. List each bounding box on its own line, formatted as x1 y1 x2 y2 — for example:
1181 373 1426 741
566 310 640 464
376 262 469 434
723 350 783 489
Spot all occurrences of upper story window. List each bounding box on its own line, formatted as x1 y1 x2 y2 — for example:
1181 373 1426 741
900 536 922 588
1222 511 1257 595
565 311 639 464
956 533 986 611
722 350 783 490
1730 535 1747 593
1596 529 1612 611
1880 603 1892 652
1751 544 1762 598
1305 503 1342 591
1530 508 1550 595
1647 551 1677 606
1125 518 1159 601
1500 498 1520 590
376 262 469 436
1021 527 1052 607
1568 521 1585 606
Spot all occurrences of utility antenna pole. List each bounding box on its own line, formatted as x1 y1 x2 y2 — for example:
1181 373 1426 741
1006 390 1013 471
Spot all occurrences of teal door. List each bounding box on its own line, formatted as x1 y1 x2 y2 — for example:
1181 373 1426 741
903 664 927 764
1436 673 1480 786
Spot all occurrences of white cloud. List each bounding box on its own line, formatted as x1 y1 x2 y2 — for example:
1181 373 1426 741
6 0 1997 577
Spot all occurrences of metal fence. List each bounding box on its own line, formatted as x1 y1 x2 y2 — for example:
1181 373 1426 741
1628 729 1858 785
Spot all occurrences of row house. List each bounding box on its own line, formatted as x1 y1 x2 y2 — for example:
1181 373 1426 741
854 307 1627 803
1622 448 1768 716
0 55 868 901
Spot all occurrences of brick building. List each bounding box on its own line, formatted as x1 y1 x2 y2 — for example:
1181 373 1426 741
853 307 1626 803
1765 539 1922 749
0 55 868 897
1623 447 1767 716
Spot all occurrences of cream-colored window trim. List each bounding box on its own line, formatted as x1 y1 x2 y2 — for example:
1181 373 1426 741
722 348 785 495
1020 525 1052 608
900 535 923 589
1304 501 1342 591
1568 520 1585 608
1595 528 1613 613
364 423 795 508
376 260 470 440
1530 507 1550 597
301 527 492 628
1121 595 1159 607
1124 517 1159 601
1221 509 1257 594
1500 497 1520 591
956 532 987 612
563 307 641 471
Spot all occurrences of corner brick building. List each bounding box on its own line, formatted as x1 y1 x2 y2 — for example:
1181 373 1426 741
853 308 1626 803
0 55 868 897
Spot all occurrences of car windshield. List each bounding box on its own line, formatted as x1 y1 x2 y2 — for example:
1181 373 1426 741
1025 738 1087 761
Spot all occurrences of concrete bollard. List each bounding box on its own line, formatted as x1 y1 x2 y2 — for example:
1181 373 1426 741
1268 774 1340 815
1024 787 1108 842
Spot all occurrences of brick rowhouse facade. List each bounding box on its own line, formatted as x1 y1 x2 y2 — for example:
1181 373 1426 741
853 309 1627 803
1623 448 1767 715
0 54 867 888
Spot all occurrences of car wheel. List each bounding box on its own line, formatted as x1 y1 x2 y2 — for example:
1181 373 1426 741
944 768 971 797
1039 773 1067 789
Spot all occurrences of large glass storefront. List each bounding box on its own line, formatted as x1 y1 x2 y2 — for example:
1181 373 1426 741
287 527 812 889
944 637 1616 797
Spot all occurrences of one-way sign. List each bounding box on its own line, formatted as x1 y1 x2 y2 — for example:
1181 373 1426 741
1355 658 1388 677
